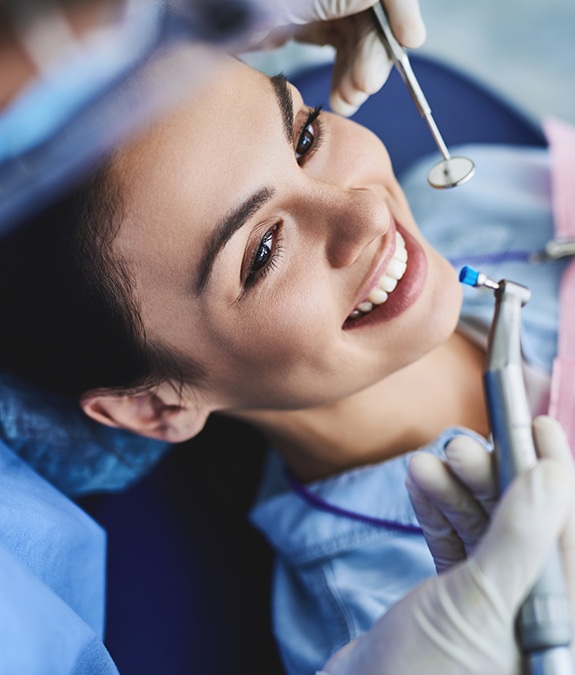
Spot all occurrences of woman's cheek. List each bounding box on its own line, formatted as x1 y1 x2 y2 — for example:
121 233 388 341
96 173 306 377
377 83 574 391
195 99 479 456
324 114 394 181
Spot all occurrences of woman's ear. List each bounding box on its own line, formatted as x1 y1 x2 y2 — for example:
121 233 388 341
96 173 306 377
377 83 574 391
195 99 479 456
79 382 210 443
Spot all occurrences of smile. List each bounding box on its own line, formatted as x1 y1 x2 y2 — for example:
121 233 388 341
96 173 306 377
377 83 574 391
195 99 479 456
347 231 408 321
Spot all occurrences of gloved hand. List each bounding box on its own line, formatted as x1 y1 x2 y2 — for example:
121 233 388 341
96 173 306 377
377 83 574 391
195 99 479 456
406 431 498 573
406 415 575 577
319 416 575 674
250 0 426 116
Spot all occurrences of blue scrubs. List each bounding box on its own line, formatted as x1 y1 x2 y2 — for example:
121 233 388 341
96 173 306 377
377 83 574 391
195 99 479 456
0 438 119 674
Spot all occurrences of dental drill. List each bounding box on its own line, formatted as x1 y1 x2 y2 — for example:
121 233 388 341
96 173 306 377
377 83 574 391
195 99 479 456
459 266 573 675
372 2 475 189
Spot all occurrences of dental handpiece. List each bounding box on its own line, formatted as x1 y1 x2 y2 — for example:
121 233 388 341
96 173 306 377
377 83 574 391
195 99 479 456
460 266 573 675
371 2 475 189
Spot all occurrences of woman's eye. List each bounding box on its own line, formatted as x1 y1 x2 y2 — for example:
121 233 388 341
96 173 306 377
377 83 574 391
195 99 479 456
295 124 315 161
244 221 283 289
295 105 322 164
245 223 284 289
252 230 273 273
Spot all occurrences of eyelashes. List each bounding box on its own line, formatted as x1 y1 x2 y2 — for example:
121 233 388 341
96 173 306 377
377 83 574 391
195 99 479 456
295 105 323 164
245 222 284 289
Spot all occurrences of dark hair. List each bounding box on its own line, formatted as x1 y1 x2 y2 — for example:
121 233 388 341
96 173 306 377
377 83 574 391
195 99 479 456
0 165 204 400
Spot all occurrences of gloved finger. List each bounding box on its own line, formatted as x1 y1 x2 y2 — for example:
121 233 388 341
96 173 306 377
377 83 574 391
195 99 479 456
407 452 489 566
282 0 378 25
532 415 575 614
406 467 465 573
444 435 499 515
328 12 391 116
279 1 425 42
382 0 426 47
472 458 574 612
244 1 380 50
533 415 575 463
327 0 425 116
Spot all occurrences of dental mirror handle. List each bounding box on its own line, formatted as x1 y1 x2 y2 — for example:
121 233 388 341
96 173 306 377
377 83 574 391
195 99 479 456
371 2 451 160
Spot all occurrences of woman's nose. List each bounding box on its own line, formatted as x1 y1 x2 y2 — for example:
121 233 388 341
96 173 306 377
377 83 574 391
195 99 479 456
310 185 391 269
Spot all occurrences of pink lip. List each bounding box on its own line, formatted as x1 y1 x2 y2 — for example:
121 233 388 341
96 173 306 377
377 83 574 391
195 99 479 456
343 221 428 329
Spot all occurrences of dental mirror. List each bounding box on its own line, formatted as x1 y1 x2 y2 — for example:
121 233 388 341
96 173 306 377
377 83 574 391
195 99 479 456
427 156 476 189
372 2 475 189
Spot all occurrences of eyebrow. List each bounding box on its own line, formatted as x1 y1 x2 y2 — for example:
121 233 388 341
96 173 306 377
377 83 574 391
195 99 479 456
195 74 294 293
196 186 275 292
270 73 294 144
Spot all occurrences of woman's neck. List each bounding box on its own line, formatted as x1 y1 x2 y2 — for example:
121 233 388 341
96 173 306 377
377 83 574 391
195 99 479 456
238 330 490 483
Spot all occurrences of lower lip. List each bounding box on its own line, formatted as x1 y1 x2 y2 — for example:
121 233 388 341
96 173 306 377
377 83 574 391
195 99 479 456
343 223 428 329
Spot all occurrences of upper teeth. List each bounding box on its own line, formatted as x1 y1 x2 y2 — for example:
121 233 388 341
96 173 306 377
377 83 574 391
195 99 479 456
348 231 408 320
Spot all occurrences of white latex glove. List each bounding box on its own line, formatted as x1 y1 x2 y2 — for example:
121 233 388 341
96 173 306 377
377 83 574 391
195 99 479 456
319 416 575 675
406 433 498 573
251 0 426 116
406 415 575 578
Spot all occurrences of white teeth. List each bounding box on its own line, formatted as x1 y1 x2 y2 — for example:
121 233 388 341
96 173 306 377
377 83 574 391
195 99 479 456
348 230 408 321
386 258 407 280
367 287 389 304
379 275 398 293
394 242 408 263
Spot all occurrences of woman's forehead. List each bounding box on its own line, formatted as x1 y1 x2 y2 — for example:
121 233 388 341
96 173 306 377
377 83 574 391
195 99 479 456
109 56 289 275
116 57 275 186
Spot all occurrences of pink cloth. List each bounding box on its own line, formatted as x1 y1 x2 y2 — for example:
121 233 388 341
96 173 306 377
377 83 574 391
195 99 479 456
543 117 575 453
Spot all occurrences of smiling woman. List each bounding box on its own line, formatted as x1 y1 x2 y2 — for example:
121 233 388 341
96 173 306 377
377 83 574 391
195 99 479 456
0 39 561 674
75 48 468 452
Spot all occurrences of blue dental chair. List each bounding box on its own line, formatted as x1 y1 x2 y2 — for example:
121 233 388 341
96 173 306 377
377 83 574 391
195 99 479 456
2 52 544 675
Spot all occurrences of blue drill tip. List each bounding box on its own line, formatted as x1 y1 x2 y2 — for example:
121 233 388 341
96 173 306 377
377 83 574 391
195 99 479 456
459 265 480 287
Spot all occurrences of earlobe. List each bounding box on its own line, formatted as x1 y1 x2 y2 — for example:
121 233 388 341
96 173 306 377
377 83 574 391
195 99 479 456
79 383 210 443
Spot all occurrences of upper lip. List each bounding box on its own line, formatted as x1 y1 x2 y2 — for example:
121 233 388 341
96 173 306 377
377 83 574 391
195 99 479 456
347 219 398 317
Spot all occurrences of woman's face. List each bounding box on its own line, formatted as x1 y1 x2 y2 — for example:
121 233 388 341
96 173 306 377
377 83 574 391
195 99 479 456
112 49 462 414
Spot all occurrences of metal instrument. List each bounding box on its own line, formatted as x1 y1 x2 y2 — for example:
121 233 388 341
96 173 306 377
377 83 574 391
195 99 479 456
372 2 475 189
460 265 573 675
